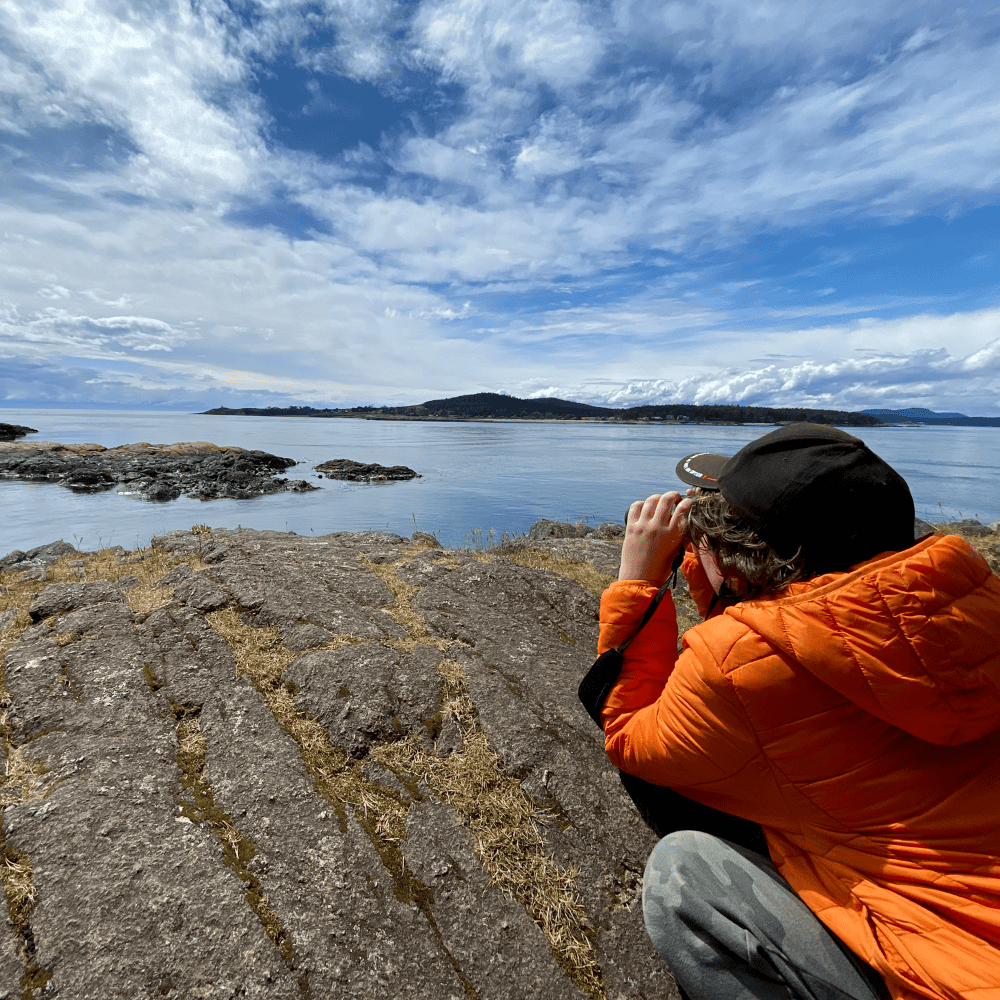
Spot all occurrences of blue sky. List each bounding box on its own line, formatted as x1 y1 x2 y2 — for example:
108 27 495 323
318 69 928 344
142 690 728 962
1 0 999 413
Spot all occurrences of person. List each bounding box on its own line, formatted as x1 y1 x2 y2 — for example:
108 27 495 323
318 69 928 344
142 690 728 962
578 423 1000 1000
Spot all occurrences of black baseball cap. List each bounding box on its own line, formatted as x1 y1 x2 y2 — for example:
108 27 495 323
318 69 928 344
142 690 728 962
676 423 915 571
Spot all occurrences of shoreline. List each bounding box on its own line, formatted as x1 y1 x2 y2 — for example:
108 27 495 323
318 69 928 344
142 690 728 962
207 413 947 428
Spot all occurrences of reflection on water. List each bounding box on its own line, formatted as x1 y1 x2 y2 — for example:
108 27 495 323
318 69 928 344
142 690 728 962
2 410 998 555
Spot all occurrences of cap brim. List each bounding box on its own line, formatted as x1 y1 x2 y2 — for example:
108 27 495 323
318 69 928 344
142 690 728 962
676 452 730 489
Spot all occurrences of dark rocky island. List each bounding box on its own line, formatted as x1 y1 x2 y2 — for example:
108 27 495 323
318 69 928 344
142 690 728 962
0 424 37 442
315 459 420 482
0 441 317 502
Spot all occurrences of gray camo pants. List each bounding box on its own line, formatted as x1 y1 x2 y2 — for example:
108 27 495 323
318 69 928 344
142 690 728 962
642 831 892 1000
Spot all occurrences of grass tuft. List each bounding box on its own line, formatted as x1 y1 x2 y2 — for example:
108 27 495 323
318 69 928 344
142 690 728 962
40 544 209 616
371 659 605 1000
361 557 450 652
485 549 615 597
0 597 52 995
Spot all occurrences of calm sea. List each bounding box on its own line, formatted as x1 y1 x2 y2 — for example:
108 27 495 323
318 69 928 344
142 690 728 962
2 409 998 556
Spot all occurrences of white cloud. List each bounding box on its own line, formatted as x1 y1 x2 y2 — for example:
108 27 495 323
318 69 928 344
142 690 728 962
531 314 1000 413
2 0 1000 416
0 302 198 354
0 0 261 198
414 0 602 92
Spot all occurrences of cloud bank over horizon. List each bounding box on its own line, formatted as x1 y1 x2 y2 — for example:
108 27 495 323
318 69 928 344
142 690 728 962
1 0 999 414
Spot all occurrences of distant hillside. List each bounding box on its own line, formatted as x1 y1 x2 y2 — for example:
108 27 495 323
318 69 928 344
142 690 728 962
861 407 969 419
205 394 881 426
860 407 1000 427
417 393 608 418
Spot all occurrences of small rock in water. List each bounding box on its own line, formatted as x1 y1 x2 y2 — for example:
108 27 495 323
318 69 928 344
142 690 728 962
0 422 37 441
314 459 420 481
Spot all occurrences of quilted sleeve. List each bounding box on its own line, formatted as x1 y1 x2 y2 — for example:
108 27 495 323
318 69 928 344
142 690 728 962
601 591 768 795
595 581 680 725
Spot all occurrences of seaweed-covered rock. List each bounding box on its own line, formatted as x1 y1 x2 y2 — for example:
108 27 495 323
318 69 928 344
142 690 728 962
0 441 318 502
0 423 36 441
315 458 420 481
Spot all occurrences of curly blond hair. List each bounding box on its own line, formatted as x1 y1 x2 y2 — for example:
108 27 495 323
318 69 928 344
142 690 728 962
684 491 813 600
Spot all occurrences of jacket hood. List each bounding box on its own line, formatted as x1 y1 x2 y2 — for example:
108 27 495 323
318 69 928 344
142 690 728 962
730 534 1000 746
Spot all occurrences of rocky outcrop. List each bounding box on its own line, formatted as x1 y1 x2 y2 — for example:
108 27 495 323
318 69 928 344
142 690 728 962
527 520 625 541
0 525 682 1000
0 441 318 501
941 517 995 537
0 541 80 583
0 424 36 442
315 459 420 482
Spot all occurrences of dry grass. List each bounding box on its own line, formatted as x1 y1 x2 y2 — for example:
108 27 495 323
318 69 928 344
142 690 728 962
404 537 442 557
0 749 50 809
371 659 605 1000
40 544 208 616
361 557 450 653
172 712 296 966
0 596 51 993
0 850 36 918
0 610 47 806
206 598 605 997
0 577 44 619
204 608 410 847
485 549 615 597
935 527 1000 571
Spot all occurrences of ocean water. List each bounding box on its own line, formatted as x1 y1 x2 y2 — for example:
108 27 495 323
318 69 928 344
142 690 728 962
2 409 998 556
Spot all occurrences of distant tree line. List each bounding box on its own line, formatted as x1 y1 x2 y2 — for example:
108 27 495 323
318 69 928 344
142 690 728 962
203 394 885 426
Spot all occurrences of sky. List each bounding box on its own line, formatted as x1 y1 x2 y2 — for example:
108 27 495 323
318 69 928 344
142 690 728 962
1 1 999 415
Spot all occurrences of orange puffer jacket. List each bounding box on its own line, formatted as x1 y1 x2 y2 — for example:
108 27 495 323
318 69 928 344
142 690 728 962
599 533 1000 1000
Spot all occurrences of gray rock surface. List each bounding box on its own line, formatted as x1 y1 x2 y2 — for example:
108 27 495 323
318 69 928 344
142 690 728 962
0 540 79 578
940 518 993 537
0 525 682 999
0 441 318 501
527 520 624 541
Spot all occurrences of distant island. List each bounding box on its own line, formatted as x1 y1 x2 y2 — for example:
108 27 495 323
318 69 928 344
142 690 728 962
204 394 884 427
202 395 1000 427
859 408 1000 427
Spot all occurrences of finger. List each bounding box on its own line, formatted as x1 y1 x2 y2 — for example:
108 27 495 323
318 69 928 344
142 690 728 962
632 494 663 522
673 496 695 522
625 498 647 525
651 491 682 521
